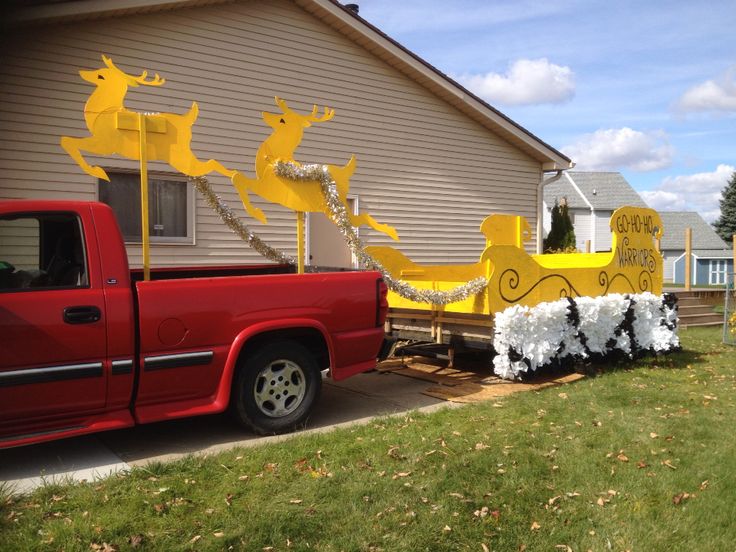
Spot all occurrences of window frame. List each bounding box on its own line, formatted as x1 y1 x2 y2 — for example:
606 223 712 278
708 259 727 285
0 211 90 293
97 169 195 246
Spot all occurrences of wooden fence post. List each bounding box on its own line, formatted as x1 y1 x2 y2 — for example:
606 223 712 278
684 227 692 291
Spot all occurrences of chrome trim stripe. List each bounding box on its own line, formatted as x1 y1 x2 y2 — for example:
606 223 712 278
0 362 103 387
143 351 214 372
111 359 134 375
0 425 85 443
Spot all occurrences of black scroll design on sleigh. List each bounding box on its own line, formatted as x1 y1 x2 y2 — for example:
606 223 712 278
499 268 582 304
598 270 653 294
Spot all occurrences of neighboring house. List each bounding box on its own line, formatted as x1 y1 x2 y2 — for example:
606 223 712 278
543 172 647 252
1 0 572 270
659 212 733 285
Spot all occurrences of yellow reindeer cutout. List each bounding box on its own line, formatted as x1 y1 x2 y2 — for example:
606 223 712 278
61 55 234 181
231 97 399 241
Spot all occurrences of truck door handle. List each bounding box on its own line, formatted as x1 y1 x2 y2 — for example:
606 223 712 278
63 306 102 324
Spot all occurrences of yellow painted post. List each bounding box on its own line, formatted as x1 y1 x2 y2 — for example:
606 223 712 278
656 237 661 253
296 211 305 274
684 227 692 291
585 239 591 253
138 113 151 282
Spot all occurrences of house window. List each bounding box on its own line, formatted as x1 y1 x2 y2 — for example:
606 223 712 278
709 259 727 285
99 172 194 244
0 213 88 291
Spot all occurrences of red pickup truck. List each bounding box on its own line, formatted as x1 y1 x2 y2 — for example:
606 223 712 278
0 200 388 449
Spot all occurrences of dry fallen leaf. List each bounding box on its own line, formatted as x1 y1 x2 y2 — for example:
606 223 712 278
637 460 649 469
213 532 224 538
530 521 541 531
481 544 490 552
189 535 201 544
700 480 709 490
617 452 629 462
558 392 568 400
289 499 303 504
650 432 658 438
443 525 452 533
672 492 693 505
662 460 677 470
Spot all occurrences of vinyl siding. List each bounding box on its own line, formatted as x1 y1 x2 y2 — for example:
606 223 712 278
594 210 613 251
662 251 680 282
0 0 542 267
0 218 40 270
572 209 591 251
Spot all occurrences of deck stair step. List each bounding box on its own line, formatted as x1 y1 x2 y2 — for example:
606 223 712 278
669 290 724 328
678 313 723 326
678 305 719 315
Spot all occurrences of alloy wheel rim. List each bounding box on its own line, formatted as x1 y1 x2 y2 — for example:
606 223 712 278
253 359 307 417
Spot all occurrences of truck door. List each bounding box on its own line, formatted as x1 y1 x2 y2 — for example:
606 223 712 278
0 209 108 429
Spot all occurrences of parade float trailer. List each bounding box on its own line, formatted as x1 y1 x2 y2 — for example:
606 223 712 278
367 207 664 359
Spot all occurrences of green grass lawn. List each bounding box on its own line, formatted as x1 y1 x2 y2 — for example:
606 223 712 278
2 327 736 551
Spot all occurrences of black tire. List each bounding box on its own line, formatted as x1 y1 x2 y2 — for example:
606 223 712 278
231 340 322 435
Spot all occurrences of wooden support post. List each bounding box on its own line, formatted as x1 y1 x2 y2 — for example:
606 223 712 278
585 239 591 253
138 113 151 282
296 211 305 274
684 227 692 291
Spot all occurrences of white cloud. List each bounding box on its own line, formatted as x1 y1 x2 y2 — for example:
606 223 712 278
562 127 674 172
676 66 736 114
456 58 575 106
640 164 735 223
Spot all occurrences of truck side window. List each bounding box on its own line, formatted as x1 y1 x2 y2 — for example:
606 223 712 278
0 213 88 291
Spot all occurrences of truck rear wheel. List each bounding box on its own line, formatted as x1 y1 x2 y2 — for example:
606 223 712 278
231 340 322 435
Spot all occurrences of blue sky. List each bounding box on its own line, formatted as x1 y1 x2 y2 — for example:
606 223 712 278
357 0 736 222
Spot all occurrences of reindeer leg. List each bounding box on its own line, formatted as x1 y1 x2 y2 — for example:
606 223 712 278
60 136 111 181
328 156 356 201
231 172 267 224
349 213 399 241
171 155 237 179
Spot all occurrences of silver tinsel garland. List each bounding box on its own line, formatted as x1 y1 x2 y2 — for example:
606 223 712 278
190 176 295 265
192 166 488 305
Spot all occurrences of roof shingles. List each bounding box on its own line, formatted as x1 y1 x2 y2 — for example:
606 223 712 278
659 211 729 252
544 172 647 211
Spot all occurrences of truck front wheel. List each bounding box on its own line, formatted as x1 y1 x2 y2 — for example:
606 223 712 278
231 340 322 435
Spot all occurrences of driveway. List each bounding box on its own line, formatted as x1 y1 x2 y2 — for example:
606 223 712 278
0 370 454 495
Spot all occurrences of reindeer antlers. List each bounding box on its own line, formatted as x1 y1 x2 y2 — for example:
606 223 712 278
101 54 166 86
274 97 335 122
307 104 335 123
134 70 166 86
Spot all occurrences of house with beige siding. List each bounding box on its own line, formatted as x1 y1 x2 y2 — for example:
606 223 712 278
1 0 572 270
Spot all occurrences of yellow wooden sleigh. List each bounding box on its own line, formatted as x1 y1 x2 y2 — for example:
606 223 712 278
366 206 663 344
